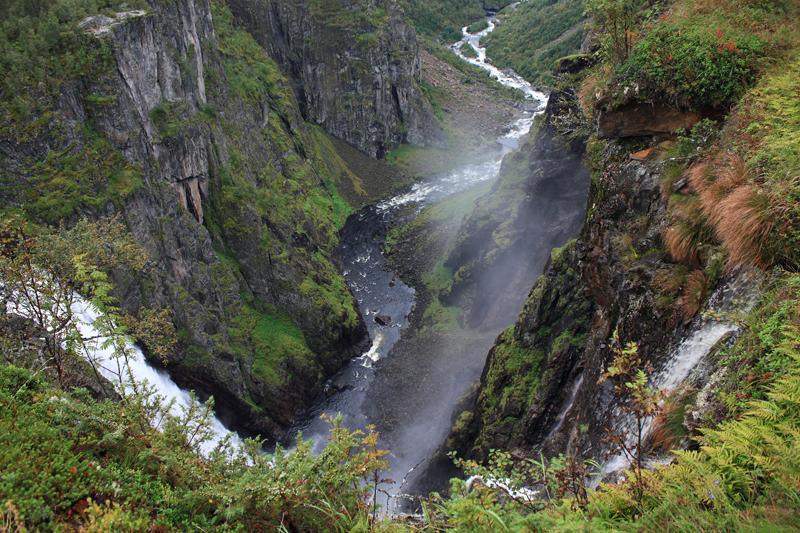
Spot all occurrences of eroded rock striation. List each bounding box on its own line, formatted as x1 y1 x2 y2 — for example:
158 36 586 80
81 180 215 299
227 0 440 158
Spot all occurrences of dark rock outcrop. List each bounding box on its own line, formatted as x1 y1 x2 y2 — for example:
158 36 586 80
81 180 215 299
227 0 440 157
458 123 688 460
598 101 701 138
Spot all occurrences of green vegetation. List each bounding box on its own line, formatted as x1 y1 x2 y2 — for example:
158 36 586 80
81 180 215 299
19 127 142 223
0 0 146 139
228 307 314 386
399 0 512 42
310 0 388 33
594 0 797 111
211 0 294 112
0 364 391 531
483 0 587 84
0 0 148 222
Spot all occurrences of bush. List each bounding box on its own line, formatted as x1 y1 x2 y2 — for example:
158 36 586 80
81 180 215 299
618 23 764 110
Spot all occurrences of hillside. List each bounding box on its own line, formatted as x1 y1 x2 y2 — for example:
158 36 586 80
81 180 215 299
2 0 800 530
483 0 588 84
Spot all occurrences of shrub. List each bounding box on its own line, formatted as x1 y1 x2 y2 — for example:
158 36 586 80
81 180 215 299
617 22 764 110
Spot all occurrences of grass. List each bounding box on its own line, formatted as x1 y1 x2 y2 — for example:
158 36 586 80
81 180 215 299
398 0 512 42
664 54 800 270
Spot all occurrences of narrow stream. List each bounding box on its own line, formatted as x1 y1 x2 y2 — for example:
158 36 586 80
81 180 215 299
598 271 760 479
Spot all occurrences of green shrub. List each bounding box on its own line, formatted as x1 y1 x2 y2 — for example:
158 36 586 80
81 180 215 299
618 23 764 109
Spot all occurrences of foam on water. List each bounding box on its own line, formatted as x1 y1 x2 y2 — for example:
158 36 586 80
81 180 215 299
69 297 243 454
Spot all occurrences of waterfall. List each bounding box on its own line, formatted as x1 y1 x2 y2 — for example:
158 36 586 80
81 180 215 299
598 271 760 478
3 288 242 455
70 297 242 454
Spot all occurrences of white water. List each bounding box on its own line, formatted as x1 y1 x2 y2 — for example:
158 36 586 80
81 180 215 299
70 298 243 454
599 273 759 478
452 19 546 102
376 20 547 216
4 290 242 454
547 373 585 440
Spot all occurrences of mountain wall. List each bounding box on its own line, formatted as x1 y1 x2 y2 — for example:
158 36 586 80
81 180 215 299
0 0 435 439
227 0 440 158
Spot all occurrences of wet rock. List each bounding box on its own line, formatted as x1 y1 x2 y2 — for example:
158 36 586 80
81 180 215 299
375 314 392 326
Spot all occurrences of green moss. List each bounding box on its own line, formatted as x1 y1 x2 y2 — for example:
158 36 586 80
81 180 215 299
211 1 294 112
479 328 544 420
19 127 142 223
227 306 314 386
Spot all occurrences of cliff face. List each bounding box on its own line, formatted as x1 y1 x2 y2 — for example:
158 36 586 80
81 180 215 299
455 101 695 459
443 91 590 330
0 0 434 439
227 0 440 157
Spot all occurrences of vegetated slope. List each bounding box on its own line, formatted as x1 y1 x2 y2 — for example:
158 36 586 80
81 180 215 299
0 0 435 439
226 0 441 158
444 0 800 529
483 0 588 85
399 0 514 42
3 0 800 531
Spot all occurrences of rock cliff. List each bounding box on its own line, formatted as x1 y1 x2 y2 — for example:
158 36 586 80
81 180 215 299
227 0 440 158
0 0 434 439
443 90 590 330
454 99 716 460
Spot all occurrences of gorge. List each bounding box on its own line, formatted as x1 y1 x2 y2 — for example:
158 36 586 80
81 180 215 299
2 0 799 529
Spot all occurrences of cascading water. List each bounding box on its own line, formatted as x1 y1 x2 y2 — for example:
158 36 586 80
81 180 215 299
70 297 243 454
598 271 760 478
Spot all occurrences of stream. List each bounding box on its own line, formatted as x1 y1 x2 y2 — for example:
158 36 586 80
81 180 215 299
288 18 548 508
66 13 548 507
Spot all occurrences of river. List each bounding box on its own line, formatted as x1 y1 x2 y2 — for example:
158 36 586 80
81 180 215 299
288 18 548 510
68 13 548 509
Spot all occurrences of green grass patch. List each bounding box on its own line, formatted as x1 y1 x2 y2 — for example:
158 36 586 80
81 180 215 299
228 306 314 386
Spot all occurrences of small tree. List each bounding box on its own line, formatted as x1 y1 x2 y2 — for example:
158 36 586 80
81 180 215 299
586 0 646 64
0 216 172 395
600 330 664 506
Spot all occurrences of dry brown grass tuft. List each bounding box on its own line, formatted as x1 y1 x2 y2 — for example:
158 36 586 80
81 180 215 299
675 152 785 269
664 197 714 266
692 152 784 268
677 269 709 320
649 388 693 453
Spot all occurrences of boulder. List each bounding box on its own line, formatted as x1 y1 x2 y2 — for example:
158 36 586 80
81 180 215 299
598 102 701 138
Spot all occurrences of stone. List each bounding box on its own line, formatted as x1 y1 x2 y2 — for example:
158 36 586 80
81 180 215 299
630 146 657 161
375 314 392 326
598 102 702 138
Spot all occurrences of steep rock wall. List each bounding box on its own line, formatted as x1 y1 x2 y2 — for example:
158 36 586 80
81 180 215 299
454 113 696 460
227 0 440 157
0 0 438 439
443 90 590 330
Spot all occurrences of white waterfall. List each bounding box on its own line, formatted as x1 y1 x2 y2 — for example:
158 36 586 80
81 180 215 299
598 272 760 478
70 297 243 454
